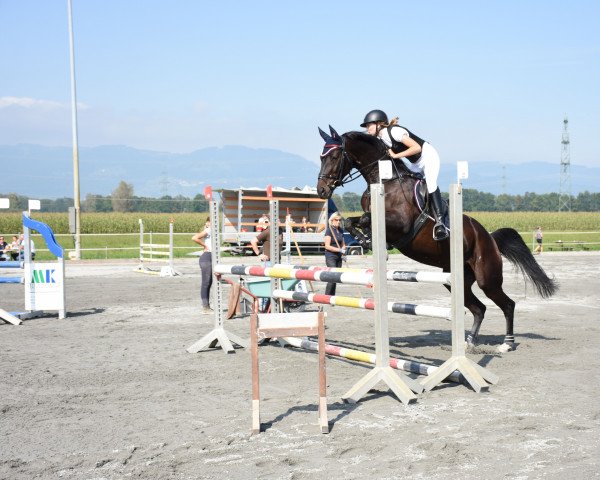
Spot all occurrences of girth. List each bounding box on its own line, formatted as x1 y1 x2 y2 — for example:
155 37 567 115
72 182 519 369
394 208 430 250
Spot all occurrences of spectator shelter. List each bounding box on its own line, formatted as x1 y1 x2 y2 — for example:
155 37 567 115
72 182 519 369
217 186 334 254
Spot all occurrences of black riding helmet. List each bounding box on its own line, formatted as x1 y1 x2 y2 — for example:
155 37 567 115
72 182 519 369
360 109 388 127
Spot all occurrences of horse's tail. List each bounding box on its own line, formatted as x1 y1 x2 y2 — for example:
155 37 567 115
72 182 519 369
491 228 558 298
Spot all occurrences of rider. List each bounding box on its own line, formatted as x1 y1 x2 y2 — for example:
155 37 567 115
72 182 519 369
361 109 448 241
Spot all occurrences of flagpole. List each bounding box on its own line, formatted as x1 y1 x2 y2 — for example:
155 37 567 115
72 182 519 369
67 0 81 260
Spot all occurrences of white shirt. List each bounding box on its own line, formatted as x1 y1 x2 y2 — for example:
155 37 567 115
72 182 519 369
378 127 423 174
202 228 211 253
378 126 409 149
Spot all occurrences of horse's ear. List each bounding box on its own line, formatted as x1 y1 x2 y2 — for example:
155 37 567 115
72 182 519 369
329 125 341 140
318 127 331 142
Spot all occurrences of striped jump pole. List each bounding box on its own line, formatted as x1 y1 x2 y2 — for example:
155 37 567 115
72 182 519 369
214 264 375 287
272 290 452 320
273 263 451 285
281 336 462 384
274 263 374 274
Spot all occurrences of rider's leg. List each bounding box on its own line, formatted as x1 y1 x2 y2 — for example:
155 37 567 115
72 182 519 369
429 188 449 241
421 144 448 241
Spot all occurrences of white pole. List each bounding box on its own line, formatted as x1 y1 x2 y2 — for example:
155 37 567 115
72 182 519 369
67 0 81 260
341 176 422 404
169 220 174 272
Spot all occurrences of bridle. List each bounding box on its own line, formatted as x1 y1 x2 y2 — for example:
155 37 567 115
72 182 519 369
318 140 357 189
318 136 390 189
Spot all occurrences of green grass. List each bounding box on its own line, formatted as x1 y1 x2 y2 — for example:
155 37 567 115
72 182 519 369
33 233 202 261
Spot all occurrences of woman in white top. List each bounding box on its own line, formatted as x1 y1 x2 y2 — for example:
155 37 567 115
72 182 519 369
18 233 36 261
361 109 448 241
192 217 213 313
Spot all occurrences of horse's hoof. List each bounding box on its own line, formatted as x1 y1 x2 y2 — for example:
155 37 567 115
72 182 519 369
497 342 514 353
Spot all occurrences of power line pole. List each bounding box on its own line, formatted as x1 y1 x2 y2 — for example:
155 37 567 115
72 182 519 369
160 171 170 197
558 116 572 212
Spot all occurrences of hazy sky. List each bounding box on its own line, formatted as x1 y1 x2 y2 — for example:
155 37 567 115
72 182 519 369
1 0 598 169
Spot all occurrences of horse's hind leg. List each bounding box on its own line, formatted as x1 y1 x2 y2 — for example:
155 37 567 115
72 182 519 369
480 286 516 352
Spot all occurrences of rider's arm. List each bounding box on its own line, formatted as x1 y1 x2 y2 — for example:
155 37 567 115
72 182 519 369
388 129 421 159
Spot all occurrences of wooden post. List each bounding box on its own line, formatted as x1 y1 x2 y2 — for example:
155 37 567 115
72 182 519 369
251 313 261 434
251 311 328 434
317 312 328 433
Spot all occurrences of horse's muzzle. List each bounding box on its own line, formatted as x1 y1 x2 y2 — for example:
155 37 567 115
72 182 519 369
316 181 333 199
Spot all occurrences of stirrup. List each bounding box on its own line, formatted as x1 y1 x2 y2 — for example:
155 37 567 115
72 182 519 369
433 222 449 241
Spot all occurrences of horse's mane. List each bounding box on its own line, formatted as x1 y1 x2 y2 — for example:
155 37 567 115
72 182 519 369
344 131 387 155
343 130 411 175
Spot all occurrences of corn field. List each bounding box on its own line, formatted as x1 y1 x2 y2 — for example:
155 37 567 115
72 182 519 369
0 212 210 235
1 211 599 260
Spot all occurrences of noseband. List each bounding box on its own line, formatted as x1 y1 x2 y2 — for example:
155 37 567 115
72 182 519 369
318 140 362 189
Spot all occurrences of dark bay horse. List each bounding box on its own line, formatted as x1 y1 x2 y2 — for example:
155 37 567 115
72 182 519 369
317 126 557 352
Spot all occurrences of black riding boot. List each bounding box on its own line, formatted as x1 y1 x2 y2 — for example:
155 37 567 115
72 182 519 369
430 188 449 241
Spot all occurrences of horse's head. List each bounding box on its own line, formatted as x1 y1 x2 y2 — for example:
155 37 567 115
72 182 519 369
316 125 352 199
317 127 391 198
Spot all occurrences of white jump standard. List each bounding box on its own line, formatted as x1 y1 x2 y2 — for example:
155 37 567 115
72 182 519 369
340 181 423 404
135 218 180 277
0 213 67 325
186 191 248 354
419 183 498 392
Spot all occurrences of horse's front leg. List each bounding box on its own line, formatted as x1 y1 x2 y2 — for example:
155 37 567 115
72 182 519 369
344 214 372 252
357 212 373 250
445 270 486 350
464 286 486 348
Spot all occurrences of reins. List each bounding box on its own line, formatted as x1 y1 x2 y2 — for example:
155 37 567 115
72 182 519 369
319 135 421 189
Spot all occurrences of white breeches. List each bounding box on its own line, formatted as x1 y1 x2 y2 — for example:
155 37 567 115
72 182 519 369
401 142 440 193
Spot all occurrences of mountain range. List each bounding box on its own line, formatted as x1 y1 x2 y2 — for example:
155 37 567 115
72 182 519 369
1 144 597 199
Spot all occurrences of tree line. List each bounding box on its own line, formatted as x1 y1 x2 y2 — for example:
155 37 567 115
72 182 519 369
332 190 600 212
2 181 599 213
1 181 208 213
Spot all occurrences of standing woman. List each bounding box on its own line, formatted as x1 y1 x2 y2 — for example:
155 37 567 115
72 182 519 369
534 226 543 254
192 217 213 313
361 109 448 241
323 212 346 296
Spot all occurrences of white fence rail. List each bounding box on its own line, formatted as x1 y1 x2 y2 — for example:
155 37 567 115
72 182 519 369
2 230 598 260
